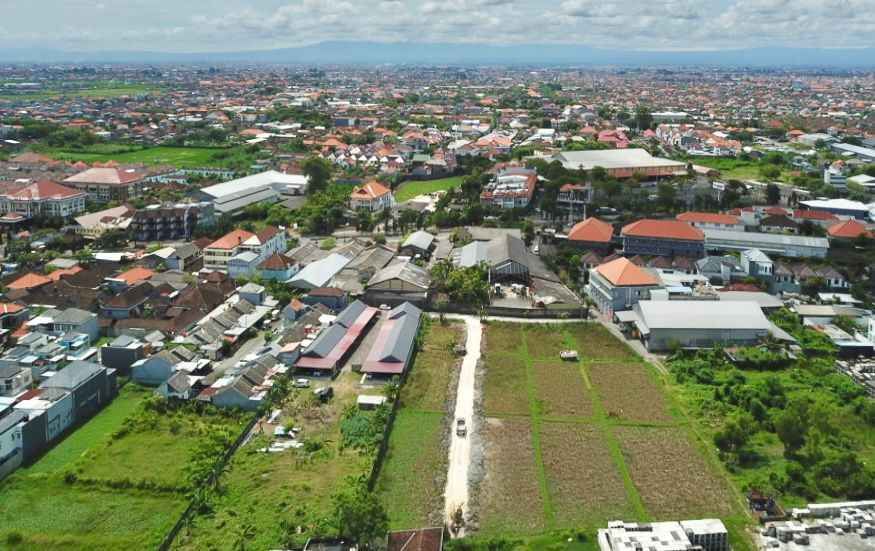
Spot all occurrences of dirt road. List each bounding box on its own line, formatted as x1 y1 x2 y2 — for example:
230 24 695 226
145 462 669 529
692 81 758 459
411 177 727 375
443 316 481 537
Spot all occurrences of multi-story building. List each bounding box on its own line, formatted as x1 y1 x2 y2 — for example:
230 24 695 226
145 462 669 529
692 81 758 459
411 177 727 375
74 205 134 239
129 202 214 242
480 167 538 209
0 180 87 219
203 227 287 273
621 219 705 258
350 181 395 211
556 183 592 217
676 211 744 232
64 167 147 203
586 257 662 315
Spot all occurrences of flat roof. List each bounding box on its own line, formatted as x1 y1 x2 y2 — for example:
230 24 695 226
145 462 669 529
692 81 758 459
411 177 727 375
200 170 307 199
556 148 685 170
703 228 829 249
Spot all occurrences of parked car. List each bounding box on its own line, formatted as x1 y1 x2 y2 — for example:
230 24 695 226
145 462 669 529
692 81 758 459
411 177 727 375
313 386 334 402
456 418 467 437
293 378 311 388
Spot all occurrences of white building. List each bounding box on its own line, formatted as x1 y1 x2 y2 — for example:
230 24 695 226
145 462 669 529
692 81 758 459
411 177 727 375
199 170 308 215
598 519 728 551
349 181 395 211
0 180 87 219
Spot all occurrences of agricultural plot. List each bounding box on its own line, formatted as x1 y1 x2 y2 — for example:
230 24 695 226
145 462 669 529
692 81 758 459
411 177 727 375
587 362 673 423
533 362 593 419
540 423 635 528
615 426 736 520
479 418 547 535
42 145 255 169
0 385 243 550
475 322 751 548
568 323 637 361
378 322 462 529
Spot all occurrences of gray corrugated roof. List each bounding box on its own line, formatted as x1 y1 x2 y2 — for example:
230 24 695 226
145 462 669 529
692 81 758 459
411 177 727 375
335 300 368 328
636 300 771 331
302 323 346 358
54 308 95 325
368 261 431 289
402 230 435 252
290 253 350 289
381 305 421 363
703 229 829 249
487 234 529 269
40 361 103 390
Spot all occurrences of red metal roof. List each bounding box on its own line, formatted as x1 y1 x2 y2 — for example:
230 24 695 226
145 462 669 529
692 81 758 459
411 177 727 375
295 306 378 370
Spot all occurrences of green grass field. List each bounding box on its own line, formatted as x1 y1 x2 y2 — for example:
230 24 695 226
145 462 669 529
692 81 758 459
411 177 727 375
395 176 463 203
0 84 160 101
460 322 754 550
377 322 461 529
0 384 247 550
40 145 253 169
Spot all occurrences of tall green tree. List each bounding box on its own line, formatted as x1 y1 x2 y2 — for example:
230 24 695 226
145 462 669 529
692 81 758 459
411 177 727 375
302 156 333 195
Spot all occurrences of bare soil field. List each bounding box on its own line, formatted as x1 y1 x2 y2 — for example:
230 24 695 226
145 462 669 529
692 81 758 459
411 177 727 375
540 422 636 528
478 418 546 534
588 362 673 423
532 362 593 419
615 426 736 520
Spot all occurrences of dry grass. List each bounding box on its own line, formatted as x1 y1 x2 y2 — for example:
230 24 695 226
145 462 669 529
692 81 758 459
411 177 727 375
588 362 672 423
522 325 569 360
484 322 523 356
616 426 736 520
479 418 546 534
483 353 530 417
541 422 636 528
401 322 461 412
532 363 593 419
569 324 638 361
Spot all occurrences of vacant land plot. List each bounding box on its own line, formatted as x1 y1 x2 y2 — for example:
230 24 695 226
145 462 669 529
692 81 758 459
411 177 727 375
378 322 461 529
378 411 446 529
477 322 751 548
568 324 638 361
399 322 460 412
588 362 672 423
523 325 570 360
541 422 635 528
533 362 593 419
395 176 463 203
483 353 529 416
0 385 231 550
616 426 736 520
43 145 254 169
483 321 523 356
479 418 546 534
0 84 160 101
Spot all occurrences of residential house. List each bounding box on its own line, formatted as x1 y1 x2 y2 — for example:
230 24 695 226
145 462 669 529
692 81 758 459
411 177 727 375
456 234 531 284
99 334 145 373
258 253 299 282
759 214 799 234
303 287 348 311
556 183 591 217
350 181 395 212
827 219 872 240
740 249 774 279
289 253 351 290
621 219 705 258
676 212 744 232
156 372 195 400
586 257 662 315
695 255 746 285
203 227 287 273
0 364 32 397
400 230 436 259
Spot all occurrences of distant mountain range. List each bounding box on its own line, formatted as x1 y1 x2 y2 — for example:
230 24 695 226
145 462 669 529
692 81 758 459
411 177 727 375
2 41 874 67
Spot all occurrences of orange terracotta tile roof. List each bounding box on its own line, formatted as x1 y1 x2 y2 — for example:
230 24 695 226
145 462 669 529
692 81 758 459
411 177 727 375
114 267 155 285
567 217 614 243
7 272 51 290
351 181 392 200
0 302 25 314
676 211 740 225
621 219 704 242
207 229 256 250
48 266 84 281
827 219 872 239
596 257 660 287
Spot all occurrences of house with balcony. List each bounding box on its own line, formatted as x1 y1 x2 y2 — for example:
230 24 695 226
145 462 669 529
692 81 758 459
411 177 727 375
0 180 87 220
586 257 662 315
64 167 147 203
203 227 287 273
480 167 537 210
350 181 395 212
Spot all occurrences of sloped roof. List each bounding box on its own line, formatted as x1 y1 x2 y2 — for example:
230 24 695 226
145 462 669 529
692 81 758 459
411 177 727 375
65 167 145 185
351 181 391 200
368 261 431 290
258 253 294 271
1 180 85 201
207 229 256 250
622 219 704 241
362 302 422 374
40 361 102 390
567 217 613 243
402 230 435 251
676 211 740 225
827 219 871 239
7 272 51 290
595 257 660 287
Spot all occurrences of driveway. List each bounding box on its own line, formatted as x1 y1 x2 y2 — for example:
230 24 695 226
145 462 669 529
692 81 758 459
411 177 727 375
444 316 481 537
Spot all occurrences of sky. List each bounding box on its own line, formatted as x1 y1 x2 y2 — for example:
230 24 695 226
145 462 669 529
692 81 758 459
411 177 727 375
2 0 874 52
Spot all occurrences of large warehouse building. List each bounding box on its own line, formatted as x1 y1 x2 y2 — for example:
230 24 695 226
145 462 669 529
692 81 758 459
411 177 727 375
630 300 772 351
198 170 308 215
553 148 686 179
702 229 829 258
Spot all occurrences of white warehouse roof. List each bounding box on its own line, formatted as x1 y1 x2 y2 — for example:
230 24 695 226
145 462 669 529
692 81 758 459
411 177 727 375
635 300 771 332
200 170 308 199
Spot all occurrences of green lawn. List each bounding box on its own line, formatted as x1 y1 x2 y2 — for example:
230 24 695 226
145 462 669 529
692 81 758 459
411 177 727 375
0 84 160 101
395 176 464 203
0 384 247 550
40 145 255 169
377 322 461 529
471 322 754 550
